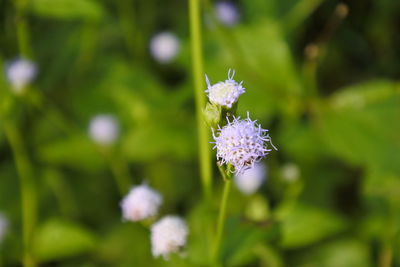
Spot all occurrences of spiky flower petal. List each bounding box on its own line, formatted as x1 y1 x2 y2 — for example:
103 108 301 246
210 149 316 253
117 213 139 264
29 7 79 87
205 69 245 108
121 184 162 222
151 215 188 259
213 113 276 174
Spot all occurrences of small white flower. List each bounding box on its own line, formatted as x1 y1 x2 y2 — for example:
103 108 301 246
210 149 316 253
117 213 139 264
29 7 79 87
150 32 180 64
0 214 8 244
151 215 188 259
215 1 239 26
234 162 267 195
121 184 162 222
6 58 37 94
213 113 276 174
281 163 300 182
89 114 119 145
205 69 245 109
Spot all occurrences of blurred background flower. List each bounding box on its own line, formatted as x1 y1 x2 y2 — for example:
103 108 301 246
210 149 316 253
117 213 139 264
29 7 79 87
0 0 399 266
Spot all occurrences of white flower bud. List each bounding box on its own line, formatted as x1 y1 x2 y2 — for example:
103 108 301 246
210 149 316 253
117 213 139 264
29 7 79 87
150 32 180 64
213 113 276 174
121 184 162 222
6 59 37 94
215 1 239 26
89 114 119 145
151 216 188 259
234 162 267 195
205 69 245 109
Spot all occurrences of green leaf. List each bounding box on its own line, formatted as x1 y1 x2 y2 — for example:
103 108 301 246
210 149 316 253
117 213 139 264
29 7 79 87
37 136 105 171
280 203 347 248
34 219 96 262
30 0 104 20
320 80 400 174
222 217 281 266
292 239 371 267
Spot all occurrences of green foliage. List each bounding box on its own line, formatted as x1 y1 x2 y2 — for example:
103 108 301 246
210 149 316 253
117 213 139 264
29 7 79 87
34 219 96 262
30 0 104 20
0 0 399 265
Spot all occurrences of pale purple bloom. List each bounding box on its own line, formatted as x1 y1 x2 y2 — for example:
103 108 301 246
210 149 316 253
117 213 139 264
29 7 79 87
6 58 37 94
213 113 276 174
215 1 239 26
89 114 119 145
121 184 162 222
234 162 267 195
150 32 180 64
205 69 245 108
151 215 188 259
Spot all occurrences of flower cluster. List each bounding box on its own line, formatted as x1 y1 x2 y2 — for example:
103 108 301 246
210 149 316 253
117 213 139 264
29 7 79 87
205 70 276 174
121 184 162 222
150 216 188 259
120 184 188 260
205 69 245 109
212 113 276 174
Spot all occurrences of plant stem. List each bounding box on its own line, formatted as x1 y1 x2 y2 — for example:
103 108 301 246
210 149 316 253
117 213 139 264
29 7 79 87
106 152 131 196
189 0 212 199
212 178 232 263
4 122 37 267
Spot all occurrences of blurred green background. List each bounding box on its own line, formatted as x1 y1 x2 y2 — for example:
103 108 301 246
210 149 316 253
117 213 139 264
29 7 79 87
0 0 400 266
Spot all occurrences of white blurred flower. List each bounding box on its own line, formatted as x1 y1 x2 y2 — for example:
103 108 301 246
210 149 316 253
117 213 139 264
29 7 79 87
234 162 267 195
89 114 119 145
205 69 245 109
150 32 180 64
121 184 162 222
151 215 188 259
281 163 300 182
215 1 239 26
0 214 8 244
6 58 37 94
213 113 276 174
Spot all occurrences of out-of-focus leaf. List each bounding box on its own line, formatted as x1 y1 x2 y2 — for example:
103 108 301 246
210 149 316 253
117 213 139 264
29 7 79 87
280 203 347 248
292 239 371 267
34 219 96 262
222 217 281 266
30 0 104 20
96 223 153 266
320 80 400 174
279 120 327 163
37 136 105 171
363 168 400 201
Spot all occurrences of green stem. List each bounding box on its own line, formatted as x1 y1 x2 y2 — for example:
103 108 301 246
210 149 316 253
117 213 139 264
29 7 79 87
117 0 141 60
15 0 31 57
107 152 131 196
4 122 37 267
212 178 232 263
189 0 213 200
